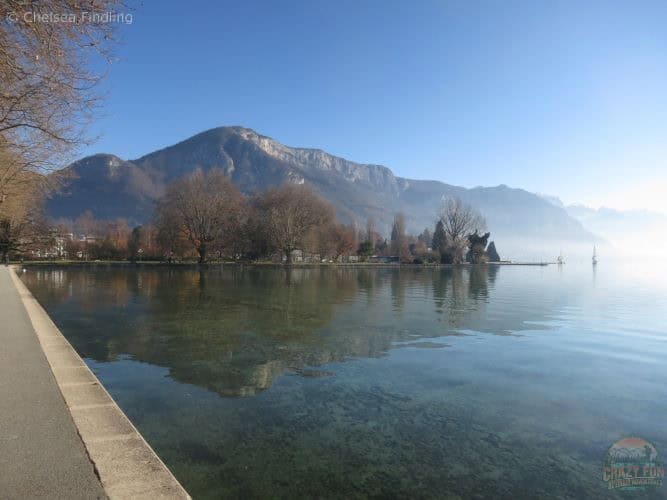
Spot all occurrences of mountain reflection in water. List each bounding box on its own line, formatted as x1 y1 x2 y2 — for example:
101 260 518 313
21 266 551 397
21 264 667 499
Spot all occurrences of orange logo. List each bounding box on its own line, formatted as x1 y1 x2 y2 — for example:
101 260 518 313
603 437 664 491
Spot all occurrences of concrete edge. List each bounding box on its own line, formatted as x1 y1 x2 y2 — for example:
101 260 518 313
9 267 191 500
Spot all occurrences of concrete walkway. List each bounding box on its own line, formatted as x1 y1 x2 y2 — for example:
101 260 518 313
0 265 106 499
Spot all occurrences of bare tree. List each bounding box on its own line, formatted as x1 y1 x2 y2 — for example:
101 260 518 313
314 222 356 261
437 198 486 263
365 217 376 251
255 184 334 263
0 0 125 198
0 171 47 262
390 212 410 262
438 198 486 241
74 210 98 236
332 224 357 260
243 201 274 260
154 169 245 263
154 201 185 261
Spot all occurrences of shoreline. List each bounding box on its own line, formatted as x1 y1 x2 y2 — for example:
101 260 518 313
8 266 191 499
14 260 552 268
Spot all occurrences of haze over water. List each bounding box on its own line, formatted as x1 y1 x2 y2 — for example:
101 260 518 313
22 264 667 499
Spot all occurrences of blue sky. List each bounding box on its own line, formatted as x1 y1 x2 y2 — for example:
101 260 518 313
86 0 667 213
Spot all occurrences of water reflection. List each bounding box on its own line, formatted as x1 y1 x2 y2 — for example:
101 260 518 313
20 265 667 499
22 265 562 397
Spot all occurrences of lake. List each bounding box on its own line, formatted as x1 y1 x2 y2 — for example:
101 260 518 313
21 263 667 499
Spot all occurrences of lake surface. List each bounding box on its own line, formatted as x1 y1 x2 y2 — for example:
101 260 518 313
21 263 667 499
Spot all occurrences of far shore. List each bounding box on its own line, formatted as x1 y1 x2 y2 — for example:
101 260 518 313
11 260 552 268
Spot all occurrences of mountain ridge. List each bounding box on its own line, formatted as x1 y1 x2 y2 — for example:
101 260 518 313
47 126 596 244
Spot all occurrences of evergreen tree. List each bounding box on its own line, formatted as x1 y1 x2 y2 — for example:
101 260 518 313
418 228 432 245
128 226 144 262
486 241 501 262
432 220 447 256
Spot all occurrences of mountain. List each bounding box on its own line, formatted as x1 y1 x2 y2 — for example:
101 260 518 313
566 204 666 256
536 193 565 209
566 204 667 238
47 126 595 245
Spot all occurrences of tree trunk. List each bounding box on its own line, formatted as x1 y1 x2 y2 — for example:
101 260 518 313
198 243 207 264
285 248 292 264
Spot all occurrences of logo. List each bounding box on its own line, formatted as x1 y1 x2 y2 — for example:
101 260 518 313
603 437 664 491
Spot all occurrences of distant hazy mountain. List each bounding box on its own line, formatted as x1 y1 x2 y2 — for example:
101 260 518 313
566 204 666 253
47 126 595 244
536 193 565 209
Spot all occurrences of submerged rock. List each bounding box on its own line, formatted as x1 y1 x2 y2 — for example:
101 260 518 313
289 367 336 378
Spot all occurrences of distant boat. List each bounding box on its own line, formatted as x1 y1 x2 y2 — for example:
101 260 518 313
592 245 598 266
557 250 564 265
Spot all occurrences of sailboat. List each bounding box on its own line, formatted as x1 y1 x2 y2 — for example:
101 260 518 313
592 245 598 266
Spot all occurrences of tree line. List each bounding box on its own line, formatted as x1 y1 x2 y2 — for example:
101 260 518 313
150 169 491 264
386 197 489 265
27 168 492 266
153 169 356 263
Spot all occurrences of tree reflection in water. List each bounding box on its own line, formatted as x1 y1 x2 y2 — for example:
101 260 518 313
23 264 660 500
23 265 556 397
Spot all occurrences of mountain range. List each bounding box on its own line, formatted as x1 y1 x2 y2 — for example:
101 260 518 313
565 204 666 256
47 126 596 248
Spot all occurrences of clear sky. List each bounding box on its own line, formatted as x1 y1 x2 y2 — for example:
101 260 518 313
86 0 667 214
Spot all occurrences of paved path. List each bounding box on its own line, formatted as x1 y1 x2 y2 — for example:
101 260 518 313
0 266 106 499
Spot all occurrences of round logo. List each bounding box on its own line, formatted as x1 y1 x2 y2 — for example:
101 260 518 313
603 437 664 491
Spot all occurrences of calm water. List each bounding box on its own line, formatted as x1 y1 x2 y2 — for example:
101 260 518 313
21 263 667 499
